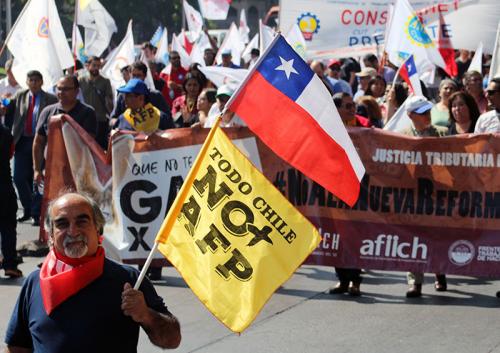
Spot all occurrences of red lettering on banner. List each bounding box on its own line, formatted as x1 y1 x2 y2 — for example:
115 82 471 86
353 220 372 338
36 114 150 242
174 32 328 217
341 9 388 26
341 9 352 25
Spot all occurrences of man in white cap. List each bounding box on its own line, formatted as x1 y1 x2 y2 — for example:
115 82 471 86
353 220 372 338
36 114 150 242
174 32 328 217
204 85 246 128
402 95 448 137
402 95 447 298
353 67 377 99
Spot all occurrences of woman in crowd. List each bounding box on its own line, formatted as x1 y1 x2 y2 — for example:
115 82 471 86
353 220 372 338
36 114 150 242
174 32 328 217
355 95 384 128
431 79 459 127
365 75 387 116
195 88 217 127
384 82 408 124
448 91 480 134
171 73 203 127
365 75 387 102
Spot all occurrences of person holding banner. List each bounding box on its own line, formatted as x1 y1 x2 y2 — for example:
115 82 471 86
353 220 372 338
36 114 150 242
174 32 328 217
4 192 181 352
402 96 448 297
475 77 500 133
33 75 98 208
113 79 174 133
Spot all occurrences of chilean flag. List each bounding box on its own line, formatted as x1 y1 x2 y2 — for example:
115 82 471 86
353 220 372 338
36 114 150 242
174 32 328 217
399 55 423 96
226 35 365 206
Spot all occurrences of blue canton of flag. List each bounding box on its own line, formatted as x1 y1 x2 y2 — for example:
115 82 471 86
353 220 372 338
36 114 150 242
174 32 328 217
256 36 313 102
404 55 417 76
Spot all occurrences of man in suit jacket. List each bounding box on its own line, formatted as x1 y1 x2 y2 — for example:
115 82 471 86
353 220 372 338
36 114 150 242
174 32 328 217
3 70 57 225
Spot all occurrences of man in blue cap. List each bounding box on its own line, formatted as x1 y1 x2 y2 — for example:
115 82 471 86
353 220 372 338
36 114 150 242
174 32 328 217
113 79 174 133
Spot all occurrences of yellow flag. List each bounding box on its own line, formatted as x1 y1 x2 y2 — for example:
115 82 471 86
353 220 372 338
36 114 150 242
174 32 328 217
156 122 321 333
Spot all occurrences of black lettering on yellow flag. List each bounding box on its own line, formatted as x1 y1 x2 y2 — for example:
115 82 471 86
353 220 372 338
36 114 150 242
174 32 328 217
155 123 321 333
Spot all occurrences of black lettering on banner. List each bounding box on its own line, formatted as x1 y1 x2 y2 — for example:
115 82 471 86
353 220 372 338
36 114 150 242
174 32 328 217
195 223 231 254
215 248 253 281
180 195 201 237
120 180 162 223
165 175 184 217
308 182 325 207
484 192 500 218
193 165 233 210
288 169 309 206
221 200 254 236
417 178 434 215
128 226 151 251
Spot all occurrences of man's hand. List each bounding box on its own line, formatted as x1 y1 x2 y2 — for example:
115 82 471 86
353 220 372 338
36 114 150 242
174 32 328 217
121 282 151 324
33 170 44 185
121 282 181 349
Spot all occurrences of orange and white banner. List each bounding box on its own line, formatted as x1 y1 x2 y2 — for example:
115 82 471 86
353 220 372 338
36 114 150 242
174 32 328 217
42 115 500 276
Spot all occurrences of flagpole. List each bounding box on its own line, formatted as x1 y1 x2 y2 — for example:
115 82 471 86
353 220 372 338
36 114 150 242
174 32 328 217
133 242 159 290
223 33 281 112
73 0 79 71
0 0 33 59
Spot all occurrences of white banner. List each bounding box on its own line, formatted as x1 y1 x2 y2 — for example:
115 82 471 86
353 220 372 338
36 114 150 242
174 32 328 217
280 0 500 57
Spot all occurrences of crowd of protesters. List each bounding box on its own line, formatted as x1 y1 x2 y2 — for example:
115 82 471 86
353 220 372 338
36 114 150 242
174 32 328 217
0 37 499 303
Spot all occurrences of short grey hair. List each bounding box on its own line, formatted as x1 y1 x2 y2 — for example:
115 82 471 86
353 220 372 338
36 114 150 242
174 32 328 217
44 192 105 236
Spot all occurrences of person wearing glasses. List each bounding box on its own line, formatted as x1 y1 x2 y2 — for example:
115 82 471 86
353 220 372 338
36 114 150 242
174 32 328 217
474 77 500 133
32 75 97 195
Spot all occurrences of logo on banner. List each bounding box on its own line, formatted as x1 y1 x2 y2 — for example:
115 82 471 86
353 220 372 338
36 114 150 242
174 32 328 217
297 13 320 41
38 17 49 38
448 240 475 266
405 16 433 47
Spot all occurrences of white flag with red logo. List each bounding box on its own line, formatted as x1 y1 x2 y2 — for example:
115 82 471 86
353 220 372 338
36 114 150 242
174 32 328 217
198 0 230 20
183 0 203 39
7 0 73 89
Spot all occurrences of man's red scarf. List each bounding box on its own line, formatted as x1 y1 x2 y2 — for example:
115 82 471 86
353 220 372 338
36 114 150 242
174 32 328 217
39 246 105 315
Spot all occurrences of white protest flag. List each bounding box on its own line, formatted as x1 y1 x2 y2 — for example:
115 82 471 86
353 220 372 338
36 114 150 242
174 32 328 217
197 0 230 20
239 9 250 44
155 28 170 65
183 0 203 40
150 25 164 48
383 96 412 132
76 0 117 57
489 23 500 81
242 33 259 63
7 0 74 90
101 20 135 90
468 42 483 75
259 19 275 54
72 23 87 64
285 23 307 59
215 22 245 66
385 0 445 73
198 65 248 89
190 31 212 66
172 33 192 69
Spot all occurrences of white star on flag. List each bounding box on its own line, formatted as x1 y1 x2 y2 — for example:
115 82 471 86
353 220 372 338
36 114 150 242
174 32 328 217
275 56 298 79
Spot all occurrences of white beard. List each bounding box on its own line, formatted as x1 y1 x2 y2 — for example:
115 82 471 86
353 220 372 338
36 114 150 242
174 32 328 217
63 234 89 258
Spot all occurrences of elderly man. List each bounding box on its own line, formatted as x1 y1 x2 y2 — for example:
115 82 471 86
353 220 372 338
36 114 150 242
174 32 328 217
474 77 500 133
32 76 97 214
5 192 181 352
2 70 57 225
353 67 377 99
113 78 174 133
402 95 447 297
78 56 114 148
